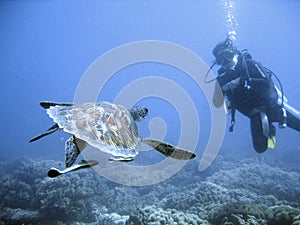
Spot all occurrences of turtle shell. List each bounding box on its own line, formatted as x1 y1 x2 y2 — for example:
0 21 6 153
46 102 140 157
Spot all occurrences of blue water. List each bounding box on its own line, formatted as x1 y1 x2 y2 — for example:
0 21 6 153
1 1 300 224
1 0 299 160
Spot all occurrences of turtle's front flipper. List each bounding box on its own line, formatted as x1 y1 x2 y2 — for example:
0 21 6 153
65 136 88 167
29 124 60 143
142 139 196 160
48 160 99 178
39 102 74 109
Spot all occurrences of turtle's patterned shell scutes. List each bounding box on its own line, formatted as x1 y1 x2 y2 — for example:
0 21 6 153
46 102 139 157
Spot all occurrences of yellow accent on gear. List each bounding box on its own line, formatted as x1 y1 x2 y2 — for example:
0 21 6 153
268 136 276 149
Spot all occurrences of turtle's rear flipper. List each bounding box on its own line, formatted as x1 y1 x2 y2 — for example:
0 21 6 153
142 139 196 160
29 124 60 143
65 136 87 167
48 160 99 178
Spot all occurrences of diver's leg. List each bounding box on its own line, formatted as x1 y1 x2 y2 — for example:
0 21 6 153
285 103 300 132
250 112 268 153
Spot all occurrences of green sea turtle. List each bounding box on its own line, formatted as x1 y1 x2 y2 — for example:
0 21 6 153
30 101 196 177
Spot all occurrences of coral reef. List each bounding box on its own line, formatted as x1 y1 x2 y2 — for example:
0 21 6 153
126 205 209 225
0 155 299 224
206 160 300 201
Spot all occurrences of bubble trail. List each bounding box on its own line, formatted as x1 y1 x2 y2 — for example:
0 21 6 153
223 0 238 42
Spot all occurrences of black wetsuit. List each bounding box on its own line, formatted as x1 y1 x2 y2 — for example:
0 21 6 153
216 52 300 152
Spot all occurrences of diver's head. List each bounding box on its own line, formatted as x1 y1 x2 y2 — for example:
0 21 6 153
213 38 238 69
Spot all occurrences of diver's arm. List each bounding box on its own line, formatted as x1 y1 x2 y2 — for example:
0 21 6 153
247 77 269 90
222 77 243 92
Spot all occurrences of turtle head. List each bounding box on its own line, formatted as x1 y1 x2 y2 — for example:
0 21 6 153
130 106 148 122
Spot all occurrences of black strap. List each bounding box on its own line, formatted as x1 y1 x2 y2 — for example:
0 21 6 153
229 108 236 132
241 52 251 82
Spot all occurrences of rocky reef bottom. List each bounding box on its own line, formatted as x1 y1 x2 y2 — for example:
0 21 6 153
0 151 299 225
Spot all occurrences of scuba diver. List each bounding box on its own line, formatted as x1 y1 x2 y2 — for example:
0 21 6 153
208 37 300 153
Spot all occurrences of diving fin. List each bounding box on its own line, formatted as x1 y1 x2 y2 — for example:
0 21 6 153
48 160 99 178
260 111 270 139
29 124 60 143
142 139 196 160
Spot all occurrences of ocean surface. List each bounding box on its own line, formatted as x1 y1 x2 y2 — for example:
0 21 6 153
1 1 300 224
